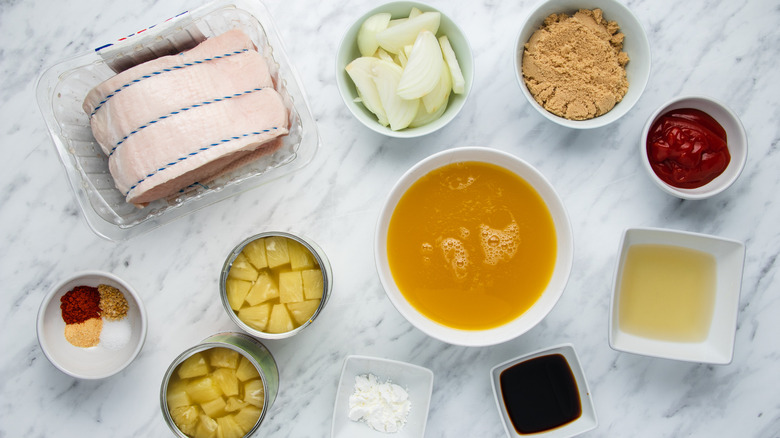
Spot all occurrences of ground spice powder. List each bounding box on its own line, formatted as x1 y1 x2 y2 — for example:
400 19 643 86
64 317 103 348
522 9 629 120
60 286 101 324
98 284 129 321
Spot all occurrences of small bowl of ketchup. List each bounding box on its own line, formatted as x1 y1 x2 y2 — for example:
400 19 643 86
641 96 747 200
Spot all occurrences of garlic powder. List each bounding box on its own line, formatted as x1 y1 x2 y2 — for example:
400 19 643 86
348 373 411 433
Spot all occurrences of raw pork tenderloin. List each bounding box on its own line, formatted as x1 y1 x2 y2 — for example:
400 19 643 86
83 29 289 206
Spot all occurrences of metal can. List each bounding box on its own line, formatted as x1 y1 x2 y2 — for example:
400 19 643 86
160 332 279 437
220 231 333 339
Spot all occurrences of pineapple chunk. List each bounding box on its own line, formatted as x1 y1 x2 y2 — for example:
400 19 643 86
233 405 262 433
245 271 279 305
235 356 260 382
208 347 240 369
178 352 210 379
279 271 304 303
267 304 294 333
228 253 258 282
170 405 200 436
286 299 321 326
237 303 272 332
187 376 223 404
213 367 240 397
225 396 248 412
288 240 316 270
243 238 268 269
243 379 265 408
196 413 219 438
264 236 290 269
301 269 324 300
201 396 227 418
225 279 252 311
216 415 245 438
166 380 192 409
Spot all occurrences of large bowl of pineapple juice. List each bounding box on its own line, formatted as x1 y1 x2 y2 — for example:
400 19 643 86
220 231 333 340
160 332 279 438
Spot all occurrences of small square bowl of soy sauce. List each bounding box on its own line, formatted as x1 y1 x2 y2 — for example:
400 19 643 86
490 344 597 438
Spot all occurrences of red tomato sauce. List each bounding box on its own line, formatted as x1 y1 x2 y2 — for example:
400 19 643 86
646 108 730 189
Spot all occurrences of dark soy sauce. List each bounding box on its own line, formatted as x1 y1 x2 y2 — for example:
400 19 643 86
499 353 582 434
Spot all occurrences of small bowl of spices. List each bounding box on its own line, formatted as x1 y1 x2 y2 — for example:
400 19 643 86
514 0 651 128
641 96 748 199
36 270 147 379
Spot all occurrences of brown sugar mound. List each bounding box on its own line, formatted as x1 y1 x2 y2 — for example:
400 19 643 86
522 9 630 120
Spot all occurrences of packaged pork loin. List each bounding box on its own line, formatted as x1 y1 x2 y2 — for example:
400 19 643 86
82 29 289 207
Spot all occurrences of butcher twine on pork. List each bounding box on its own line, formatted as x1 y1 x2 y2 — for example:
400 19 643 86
83 29 289 207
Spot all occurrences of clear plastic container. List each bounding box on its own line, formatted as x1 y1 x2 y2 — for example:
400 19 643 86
36 0 319 241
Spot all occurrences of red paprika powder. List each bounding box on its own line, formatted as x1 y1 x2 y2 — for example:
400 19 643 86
60 286 101 324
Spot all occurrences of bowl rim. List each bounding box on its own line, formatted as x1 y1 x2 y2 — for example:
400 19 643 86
489 343 598 438
639 95 748 200
512 0 651 129
608 227 746 364
374 146 573 346
36 270 148 379
335 0 474 138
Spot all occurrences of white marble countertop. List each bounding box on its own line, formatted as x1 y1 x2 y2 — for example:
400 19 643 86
2 0 779 436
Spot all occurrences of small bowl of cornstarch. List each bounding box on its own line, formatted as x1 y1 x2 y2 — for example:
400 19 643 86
36 270 148 379
331 355 433 438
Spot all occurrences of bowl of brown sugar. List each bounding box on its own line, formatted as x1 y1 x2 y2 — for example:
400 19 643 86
514 0 650 128
37 270 147 379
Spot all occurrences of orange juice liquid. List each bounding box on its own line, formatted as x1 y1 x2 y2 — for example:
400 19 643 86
387 161 557 330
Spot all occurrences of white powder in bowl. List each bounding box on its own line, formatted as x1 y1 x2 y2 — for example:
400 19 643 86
100 318 132 350
348 373 411 433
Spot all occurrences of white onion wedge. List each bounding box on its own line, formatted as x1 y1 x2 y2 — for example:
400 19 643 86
422 58 452 114
397 49 408 68
375 11 441 54
346 57 389 126
387 18 407 27
439 35 465 94
371 60 419 130
397 31 442 100
375 47 394 64
357 13 391 57
410 96 448 128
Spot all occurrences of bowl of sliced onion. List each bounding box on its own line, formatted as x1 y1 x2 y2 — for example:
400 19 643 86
336 1 473 138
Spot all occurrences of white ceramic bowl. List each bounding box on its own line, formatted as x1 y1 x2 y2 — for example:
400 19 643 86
332 355 433 438
513 0 651 128
37 271 147 379
640 96 748 199
609 228 745 364
336 1 474 138
490 344 598 438
375 147 573 346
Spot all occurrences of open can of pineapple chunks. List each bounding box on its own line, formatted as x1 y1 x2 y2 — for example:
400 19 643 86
219 231 333 340
160 332 279 437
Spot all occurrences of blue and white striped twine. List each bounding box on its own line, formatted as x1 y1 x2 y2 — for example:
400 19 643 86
89 48 250 118
109 87 268 157
125 128 281 196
